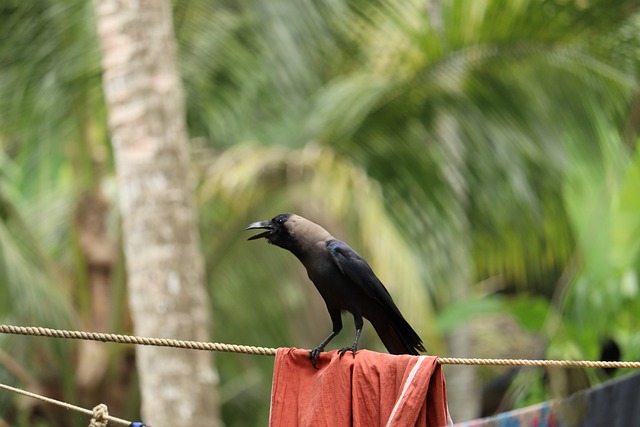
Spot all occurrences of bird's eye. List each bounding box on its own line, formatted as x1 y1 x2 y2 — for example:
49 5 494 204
276 218 284 226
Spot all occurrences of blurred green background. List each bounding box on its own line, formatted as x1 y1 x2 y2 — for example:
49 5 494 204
1 0 640 425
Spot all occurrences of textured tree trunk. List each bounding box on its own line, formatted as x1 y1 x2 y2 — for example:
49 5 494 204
92 1 220 426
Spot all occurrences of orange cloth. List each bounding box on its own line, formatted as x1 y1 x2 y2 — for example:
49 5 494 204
269 348 451 427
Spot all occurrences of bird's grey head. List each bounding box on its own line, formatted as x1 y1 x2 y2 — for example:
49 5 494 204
245 213 297 250
245 213 332 255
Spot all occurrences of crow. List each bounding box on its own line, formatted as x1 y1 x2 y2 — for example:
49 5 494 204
246 213 425 367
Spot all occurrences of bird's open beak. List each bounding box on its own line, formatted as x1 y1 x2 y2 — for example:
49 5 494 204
245 220 274 241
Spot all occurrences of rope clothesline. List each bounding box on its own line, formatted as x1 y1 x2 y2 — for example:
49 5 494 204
1 323 639 426
0 382 131 426
2 324 639 369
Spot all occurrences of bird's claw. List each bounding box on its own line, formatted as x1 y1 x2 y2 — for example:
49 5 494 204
309 346 324 369
338 345 357 359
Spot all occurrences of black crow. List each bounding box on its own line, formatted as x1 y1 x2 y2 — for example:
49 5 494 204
246 213 425 367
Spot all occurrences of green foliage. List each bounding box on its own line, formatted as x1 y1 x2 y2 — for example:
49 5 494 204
1 0 640 424
436 295 505 334
554 131 640 361
506 296 550 333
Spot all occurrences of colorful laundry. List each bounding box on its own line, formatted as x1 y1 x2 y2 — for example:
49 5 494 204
453 371 640 427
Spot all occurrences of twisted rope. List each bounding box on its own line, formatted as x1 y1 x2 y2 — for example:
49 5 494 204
2 324 639 369
0 325 277 356
437 357 640 369
0 383 130 426
89 404 109 427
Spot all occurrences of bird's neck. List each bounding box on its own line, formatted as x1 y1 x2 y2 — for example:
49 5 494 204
288 236 333 269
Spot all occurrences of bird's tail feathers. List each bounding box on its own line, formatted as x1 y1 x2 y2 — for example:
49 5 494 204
370 313 425 355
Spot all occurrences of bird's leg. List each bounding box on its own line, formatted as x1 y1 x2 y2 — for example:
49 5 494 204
309 331 338 368
339 312 363 358
309 309 342 369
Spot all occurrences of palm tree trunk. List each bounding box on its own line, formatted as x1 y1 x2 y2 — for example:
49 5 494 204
92 1 220 426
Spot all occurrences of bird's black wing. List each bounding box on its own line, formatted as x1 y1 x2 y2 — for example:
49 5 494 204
326 239 401 314
326 239 425 355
